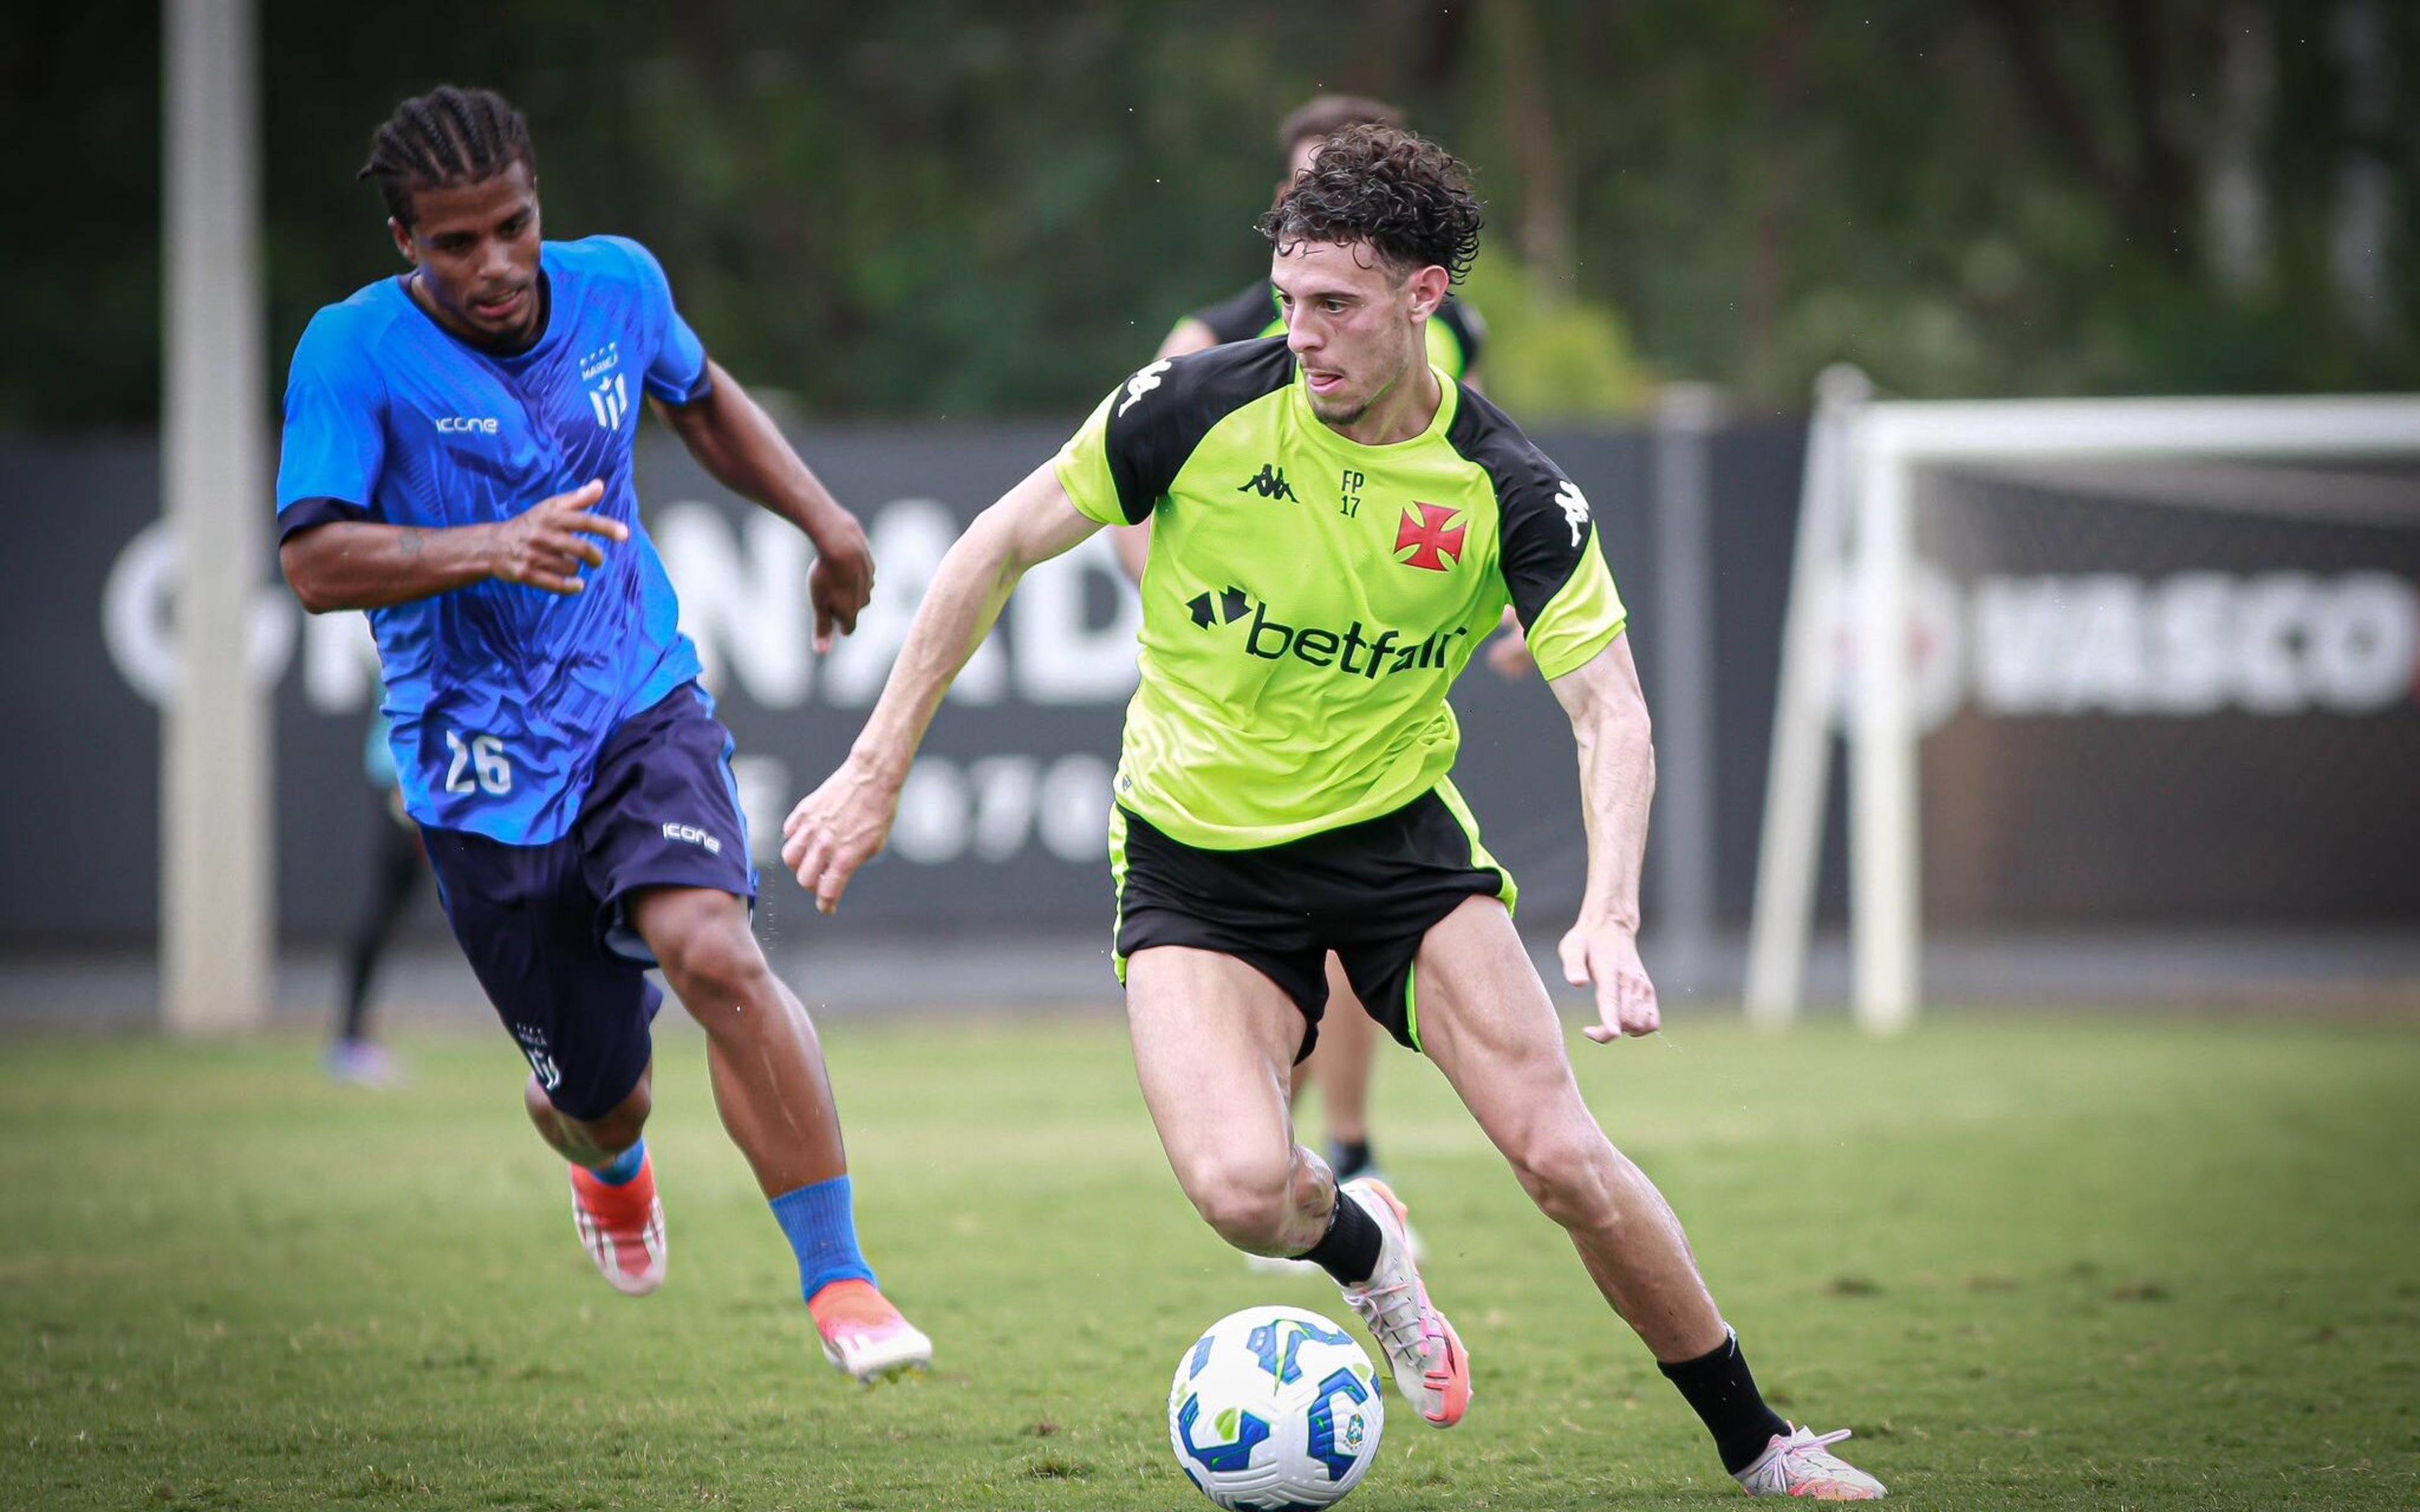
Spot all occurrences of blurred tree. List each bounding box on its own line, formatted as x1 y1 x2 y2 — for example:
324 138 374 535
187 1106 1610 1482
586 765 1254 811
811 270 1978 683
1 0 2411 431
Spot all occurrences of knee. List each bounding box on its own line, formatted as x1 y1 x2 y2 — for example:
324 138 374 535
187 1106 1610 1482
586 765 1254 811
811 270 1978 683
654 919 771 1012
529 1074 650 1157
1181 1156 1298 1252
1508 1125 1623 1232
578 1089 652 1155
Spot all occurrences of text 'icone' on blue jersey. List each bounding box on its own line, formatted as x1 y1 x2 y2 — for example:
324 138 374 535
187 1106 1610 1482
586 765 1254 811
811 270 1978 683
275 236 712 845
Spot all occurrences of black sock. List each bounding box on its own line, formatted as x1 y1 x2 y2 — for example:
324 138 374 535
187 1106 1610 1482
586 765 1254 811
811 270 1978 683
1328 1138 1374 1184
1299 1189 1385 1286
1657 1329 1791 1475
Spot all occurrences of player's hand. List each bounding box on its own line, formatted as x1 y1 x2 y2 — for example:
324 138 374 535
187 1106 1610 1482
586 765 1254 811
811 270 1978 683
1559 920 1661 1042
807 511 875 653
488 481 626 595
781 753 901 915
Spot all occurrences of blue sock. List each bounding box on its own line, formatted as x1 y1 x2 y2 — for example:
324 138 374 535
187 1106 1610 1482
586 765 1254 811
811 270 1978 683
588 1140 646 1187
770 1174 878 1302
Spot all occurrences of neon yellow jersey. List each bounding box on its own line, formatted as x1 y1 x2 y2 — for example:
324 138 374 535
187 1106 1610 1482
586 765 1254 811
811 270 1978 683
1054 338 1628 850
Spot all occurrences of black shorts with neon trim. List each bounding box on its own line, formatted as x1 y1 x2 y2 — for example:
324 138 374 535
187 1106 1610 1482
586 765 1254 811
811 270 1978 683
1110 785 1515 1060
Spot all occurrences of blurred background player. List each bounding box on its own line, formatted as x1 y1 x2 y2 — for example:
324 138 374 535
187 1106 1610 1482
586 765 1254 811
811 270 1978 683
1117 96 1500 1242
785 125 1883 1496
325 698 418 1087
275 85 928 1382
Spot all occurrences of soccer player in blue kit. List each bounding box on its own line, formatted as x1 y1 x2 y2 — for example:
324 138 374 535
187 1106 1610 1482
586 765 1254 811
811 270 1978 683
275 86 931 1383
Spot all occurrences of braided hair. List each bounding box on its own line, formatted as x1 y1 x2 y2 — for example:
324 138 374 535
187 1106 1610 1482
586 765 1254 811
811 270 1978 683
359 86 536 227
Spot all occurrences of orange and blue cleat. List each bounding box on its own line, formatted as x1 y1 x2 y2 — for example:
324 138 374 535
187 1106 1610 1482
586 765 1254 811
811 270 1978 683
568 1152 668 1298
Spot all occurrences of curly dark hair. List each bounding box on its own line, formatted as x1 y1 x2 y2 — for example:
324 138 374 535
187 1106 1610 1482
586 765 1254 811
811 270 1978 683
1255 124 1483 284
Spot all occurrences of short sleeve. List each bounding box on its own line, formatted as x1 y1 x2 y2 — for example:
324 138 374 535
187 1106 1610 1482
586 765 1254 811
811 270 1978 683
1502 475 1628 681
605 236 711 404
1053 389 1133 527
1054 341 1297 529
275 311 386 522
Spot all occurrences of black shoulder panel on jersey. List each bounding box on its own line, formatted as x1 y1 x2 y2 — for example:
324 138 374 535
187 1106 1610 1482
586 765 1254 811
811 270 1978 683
1103 337 1296 524
1435 296 1487 375
1189 279 1282 345
1444 386 1591 627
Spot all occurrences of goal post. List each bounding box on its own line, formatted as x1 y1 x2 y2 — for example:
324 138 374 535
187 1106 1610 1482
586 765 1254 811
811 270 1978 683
1747 386 2420 1033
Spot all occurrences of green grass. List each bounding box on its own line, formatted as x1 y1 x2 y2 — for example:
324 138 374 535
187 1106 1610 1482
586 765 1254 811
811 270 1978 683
3 1010 2416 1509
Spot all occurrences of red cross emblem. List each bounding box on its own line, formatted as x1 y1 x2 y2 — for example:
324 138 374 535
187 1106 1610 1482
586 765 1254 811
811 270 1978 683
1393 501 1466 571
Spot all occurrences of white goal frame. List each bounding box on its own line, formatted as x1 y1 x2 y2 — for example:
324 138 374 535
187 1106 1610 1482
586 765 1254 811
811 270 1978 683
1744 381 2420 1033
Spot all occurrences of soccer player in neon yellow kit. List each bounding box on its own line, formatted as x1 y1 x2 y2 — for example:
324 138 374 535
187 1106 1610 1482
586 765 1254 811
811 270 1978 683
1115 96 1496 1237
785 127 1884 1497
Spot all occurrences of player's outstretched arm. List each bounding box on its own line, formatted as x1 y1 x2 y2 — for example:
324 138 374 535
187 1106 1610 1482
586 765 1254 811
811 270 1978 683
781 462 1102 914
280 480 625 612
1546 631 1661 1042
652 360 873 651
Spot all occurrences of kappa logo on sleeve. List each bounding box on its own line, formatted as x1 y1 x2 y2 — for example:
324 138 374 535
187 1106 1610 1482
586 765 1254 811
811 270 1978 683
1554 480 1591 547
1118 360 1172 417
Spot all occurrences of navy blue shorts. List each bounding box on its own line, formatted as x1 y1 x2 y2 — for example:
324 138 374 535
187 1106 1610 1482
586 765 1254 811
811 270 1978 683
421 683 758 1122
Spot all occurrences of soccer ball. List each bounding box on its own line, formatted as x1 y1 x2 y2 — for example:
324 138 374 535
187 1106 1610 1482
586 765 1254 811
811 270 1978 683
1167 1305 1385 1510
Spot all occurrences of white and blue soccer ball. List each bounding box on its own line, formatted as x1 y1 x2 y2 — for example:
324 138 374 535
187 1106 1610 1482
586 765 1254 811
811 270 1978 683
1167 1305 1385 1510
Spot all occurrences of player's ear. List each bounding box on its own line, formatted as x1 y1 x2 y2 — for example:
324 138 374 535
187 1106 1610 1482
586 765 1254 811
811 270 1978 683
1405 265 1449 321
388 217 417 266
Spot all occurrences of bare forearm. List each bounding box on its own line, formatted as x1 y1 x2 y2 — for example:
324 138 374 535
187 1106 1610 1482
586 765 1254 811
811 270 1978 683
1549 636 1657 931
662 364 848 539
281 522 495 613
850 517 1025 781
1573 699 1656 931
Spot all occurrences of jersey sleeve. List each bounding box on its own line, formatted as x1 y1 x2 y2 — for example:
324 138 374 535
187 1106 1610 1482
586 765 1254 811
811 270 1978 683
1448 392 1627 680
1052 389 1133 527
275 309 386 534
1053 339 1296 528
1501 470 1627 680
1187 280 1282 345
604 235 712 405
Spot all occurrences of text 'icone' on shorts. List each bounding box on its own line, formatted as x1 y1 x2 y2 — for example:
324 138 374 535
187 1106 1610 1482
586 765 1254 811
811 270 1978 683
1109 781 1517 1061
420 682 758 1122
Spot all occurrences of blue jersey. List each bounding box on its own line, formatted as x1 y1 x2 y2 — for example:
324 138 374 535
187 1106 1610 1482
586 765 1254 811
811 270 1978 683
276 236 711 844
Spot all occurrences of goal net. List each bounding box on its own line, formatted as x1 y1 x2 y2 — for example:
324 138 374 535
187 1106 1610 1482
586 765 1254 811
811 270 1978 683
1745 376 2420 1029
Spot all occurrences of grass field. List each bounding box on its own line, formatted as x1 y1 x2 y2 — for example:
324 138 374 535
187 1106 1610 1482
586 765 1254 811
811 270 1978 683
3 1009 2416 1509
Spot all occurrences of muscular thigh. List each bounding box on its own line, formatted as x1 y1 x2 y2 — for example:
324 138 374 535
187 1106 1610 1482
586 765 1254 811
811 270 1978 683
1124 946 1313 1184
1400 895 1592 1152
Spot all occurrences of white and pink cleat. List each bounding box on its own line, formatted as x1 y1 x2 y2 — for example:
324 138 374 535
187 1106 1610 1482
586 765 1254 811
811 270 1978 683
1734 1425 1888 1499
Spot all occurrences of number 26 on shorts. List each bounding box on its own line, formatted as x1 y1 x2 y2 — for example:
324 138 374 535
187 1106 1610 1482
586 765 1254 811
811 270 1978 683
443 730 514 796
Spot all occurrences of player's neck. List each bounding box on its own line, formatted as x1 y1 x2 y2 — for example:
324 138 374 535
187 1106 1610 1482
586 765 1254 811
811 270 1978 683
1320 357 1441 448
